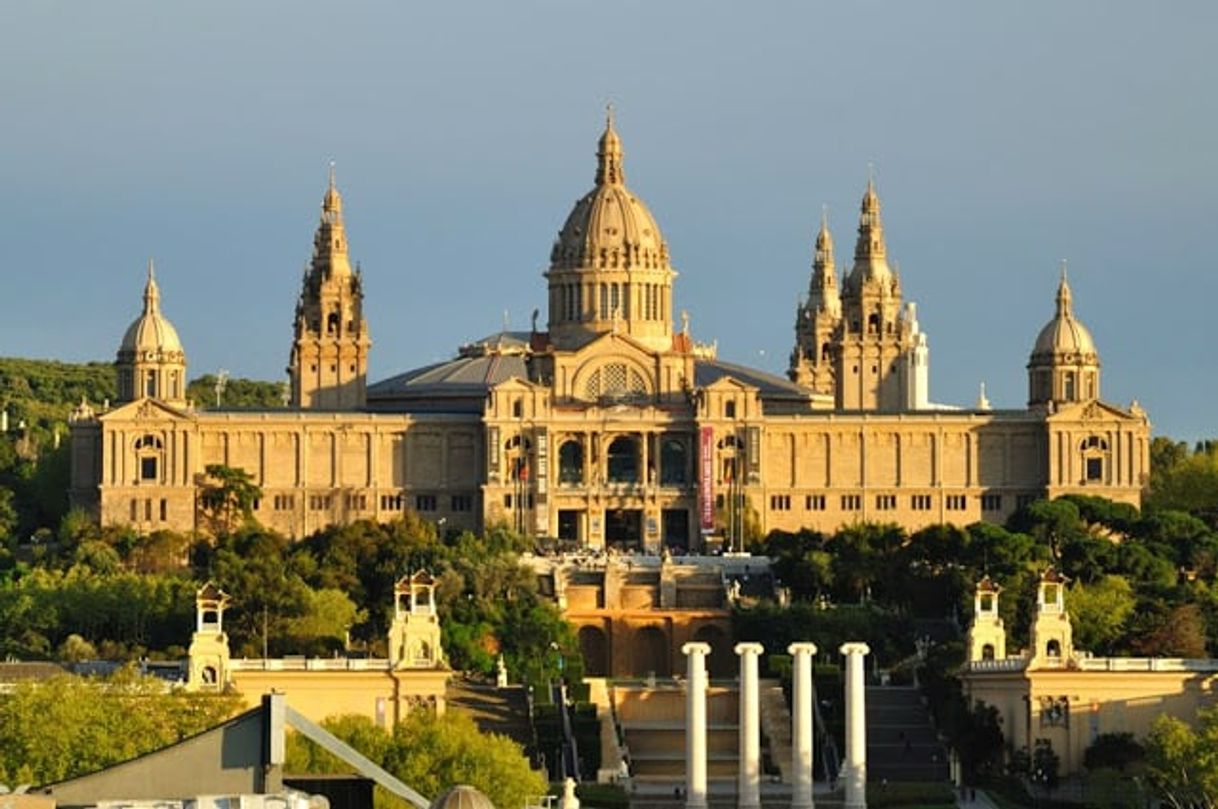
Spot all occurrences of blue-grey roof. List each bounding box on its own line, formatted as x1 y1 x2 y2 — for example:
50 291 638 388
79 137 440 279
368 353 530 413
694 358 810 400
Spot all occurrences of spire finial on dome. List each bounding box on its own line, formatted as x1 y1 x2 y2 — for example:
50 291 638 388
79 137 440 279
143 258 161 314
596 107 625 186
1056 259 1073 316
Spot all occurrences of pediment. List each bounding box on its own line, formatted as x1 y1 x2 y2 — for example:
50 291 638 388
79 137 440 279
701 375 760 395
1047 399 1143 424
563 330 660 365
98 397 196 423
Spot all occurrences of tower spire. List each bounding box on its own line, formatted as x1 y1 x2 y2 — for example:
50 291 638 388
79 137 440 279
1056 259 1073 316
810 206 839 314
596 105 625 186
855 168 887 262
143 258 161 314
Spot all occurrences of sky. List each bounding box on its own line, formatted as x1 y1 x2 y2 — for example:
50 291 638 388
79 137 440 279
1 2 1215 441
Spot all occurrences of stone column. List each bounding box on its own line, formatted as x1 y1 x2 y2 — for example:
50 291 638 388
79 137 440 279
735 643 764 809
840 642 871 809
788 642 818 809
683 642 711 809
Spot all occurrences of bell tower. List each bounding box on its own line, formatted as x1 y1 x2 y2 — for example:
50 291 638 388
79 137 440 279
288 167 371 410
187 582 231 691
966 576 1007 663
789 209 842 396
833 176 918 411
387 571 445 669
1029 567 1074 666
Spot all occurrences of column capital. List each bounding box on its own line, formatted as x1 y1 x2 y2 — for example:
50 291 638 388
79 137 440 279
734 642 764 656
682 641 711 657
788 642 818 656
839 641 871 656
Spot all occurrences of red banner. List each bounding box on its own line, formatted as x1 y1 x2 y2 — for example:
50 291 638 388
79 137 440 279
699 426 715 533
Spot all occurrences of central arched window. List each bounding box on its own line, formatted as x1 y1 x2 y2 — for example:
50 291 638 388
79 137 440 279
982 643 995 661
660 438 688 486
582 363 649 402
607 436 640 484
559 440 584 485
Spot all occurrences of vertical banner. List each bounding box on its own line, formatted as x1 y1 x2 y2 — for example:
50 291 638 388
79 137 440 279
699 426 715 533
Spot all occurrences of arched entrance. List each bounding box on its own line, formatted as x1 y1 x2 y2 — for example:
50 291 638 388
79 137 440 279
578 625 609 677
693 624 733 679
607 436 640 484
632 626 670 677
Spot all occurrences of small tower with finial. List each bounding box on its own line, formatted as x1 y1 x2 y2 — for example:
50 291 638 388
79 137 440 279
966 576 1006 663
1029 567 1074 666
387 571 445 669
187 582 232 690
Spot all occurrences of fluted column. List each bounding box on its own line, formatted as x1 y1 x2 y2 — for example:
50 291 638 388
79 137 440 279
683 642 711 809
840 642 871 809
735 642 764 809
788 642 818 809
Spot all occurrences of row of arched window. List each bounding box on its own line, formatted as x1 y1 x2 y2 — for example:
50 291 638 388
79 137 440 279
554 281 668 324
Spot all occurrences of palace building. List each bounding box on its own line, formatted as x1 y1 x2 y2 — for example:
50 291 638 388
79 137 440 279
68 114 1150 548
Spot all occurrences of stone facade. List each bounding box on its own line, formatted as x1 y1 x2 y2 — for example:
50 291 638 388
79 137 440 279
69 115 1151 546
961 571 1218 776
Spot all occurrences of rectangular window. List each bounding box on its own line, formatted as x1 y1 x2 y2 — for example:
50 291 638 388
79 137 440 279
131 499 138 522
144 499 153 521
769 494 791 511
841 494 861 511
380 494 403 511
273 494 296 511
981 494 1003 511
911 494 932 511
309 495 332 511
140 456 158 481
345 494 367 511
875 494 897 511
946 495 968 511
451 494 472 512
1086 458 1103 482
416 494 437 512
159 499 167 521
805 494 826 511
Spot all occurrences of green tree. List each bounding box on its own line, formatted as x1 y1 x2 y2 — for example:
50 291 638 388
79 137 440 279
0 668 239 785
1131 602 1208 658
199 464 262 535
287 711 546 809
0 485 17 541
1065 575 1135 654
1083 732 1144 773
1145 707 1218 808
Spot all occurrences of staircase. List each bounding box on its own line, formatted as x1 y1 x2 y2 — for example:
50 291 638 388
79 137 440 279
446 680 537 763
865 685 949 783
612 683 740 783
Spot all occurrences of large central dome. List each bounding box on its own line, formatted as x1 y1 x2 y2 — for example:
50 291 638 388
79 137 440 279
546 112 678 353
550 117 670 272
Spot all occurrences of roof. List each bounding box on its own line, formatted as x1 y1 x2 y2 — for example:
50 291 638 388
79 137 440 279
368 353 530 412
695 358 810 400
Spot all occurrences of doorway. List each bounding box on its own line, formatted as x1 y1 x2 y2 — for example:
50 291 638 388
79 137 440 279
605 508 642 551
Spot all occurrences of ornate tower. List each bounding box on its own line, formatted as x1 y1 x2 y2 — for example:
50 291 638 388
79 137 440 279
387 571 445 669
546 110 677 353
1029 567 1074 666
1027 267 1100 408
116 261 188 407
789 210 842 396
288 169 371 410
833 177 918 411
966 576 1007 662
186 582 231 691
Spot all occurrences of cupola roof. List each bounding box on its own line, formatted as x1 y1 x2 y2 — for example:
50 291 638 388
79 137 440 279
550 109 671 273
1031 267 1098 361
119 260 184 357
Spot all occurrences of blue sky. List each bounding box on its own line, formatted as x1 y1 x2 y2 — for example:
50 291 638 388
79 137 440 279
2 2 1215 441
